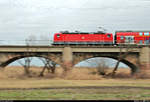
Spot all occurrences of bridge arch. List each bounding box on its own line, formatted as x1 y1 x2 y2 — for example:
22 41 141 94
0 54 60 68
73 54 139 74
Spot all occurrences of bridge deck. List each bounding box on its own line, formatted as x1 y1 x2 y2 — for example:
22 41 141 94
0 45 142 53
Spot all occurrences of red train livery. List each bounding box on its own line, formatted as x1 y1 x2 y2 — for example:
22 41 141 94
115 31 150 45
53 31 150 45
53 31 113 45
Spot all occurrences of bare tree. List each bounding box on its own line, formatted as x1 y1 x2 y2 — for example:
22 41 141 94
111 44 135 76
37 34 56 76
25 35 37 46
17 35 37 76
96 59 110 75
17 57 32 76
18 34 55 77
39 34 51 45
86 58 110 76
39 58 56 76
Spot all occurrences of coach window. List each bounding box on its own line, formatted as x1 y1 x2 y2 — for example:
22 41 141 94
57 34 60 38
139 40 143 44
120 36 124 40
139 32 143 36
145 40 149 44
144 32 149 36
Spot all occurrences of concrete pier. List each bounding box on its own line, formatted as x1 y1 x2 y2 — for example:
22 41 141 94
139 46 150 70
62 47 73 71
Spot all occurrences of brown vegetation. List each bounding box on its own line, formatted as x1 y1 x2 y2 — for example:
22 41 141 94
0 66 101 80
132 70 150 79
0 66 150 80
0 66 133 80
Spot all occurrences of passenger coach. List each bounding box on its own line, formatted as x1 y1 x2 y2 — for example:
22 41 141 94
115 31 150 45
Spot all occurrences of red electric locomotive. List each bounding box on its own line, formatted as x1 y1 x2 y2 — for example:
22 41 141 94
115 31 150 45
53 31 113 45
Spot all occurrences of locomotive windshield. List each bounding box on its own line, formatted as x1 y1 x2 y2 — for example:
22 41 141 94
107 34 111 38
57 34 60 38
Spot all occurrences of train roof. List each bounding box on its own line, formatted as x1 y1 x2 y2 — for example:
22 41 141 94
116 30 150 32
60 31 106 34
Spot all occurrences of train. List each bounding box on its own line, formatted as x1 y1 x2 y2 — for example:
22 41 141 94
53 30 150 45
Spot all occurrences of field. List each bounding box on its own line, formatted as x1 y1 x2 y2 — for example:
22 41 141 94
0 66 150 100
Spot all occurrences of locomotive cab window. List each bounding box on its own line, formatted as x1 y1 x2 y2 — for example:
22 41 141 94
107 34 111 38
57 34 60 38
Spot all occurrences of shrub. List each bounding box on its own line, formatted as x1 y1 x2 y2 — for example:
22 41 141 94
96 59 109 76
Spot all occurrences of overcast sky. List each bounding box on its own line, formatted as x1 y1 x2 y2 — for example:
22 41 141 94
0 0 150 44
2 0 147 67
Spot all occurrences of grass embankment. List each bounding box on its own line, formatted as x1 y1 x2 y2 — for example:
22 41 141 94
0 87 150 100
0 66 150 100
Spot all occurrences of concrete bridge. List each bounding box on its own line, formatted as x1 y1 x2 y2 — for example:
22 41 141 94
0 45 149 74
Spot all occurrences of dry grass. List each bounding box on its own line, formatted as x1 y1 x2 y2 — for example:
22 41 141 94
108 68 132 78
1 66 150 80
0 66 150 89
133 70 150 79
1 66 150 100
0 66 134 80
63 67 102 80
0 66 138 80
0 66 102 80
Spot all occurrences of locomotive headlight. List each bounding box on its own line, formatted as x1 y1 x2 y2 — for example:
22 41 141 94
81 36 85 39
